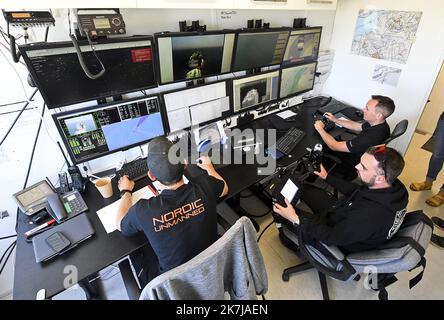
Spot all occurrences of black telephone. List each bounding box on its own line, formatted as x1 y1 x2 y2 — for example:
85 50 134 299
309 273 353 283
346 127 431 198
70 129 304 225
68 165 86 194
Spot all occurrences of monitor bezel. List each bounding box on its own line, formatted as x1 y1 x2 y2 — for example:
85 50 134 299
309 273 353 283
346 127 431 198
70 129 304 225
281 26 323 67
154 30 236 85
52 94 167 164
20 35 158 109
230 69 281 115
278 61 318 100
160 79 232 134
230 27 291 73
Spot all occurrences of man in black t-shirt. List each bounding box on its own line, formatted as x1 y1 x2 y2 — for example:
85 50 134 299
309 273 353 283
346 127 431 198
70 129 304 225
314 95 394 174
115 137 228 285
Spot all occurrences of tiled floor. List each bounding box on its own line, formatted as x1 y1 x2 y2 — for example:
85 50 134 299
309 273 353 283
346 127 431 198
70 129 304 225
52 132 444 300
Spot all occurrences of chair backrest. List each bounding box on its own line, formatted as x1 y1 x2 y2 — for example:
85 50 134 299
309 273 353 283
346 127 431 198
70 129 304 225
298 210 433 282
385 119 408 144
139 216 268 300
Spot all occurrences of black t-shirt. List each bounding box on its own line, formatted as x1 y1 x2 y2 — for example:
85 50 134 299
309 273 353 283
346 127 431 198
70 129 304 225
120 174 224 273
342 121 390 166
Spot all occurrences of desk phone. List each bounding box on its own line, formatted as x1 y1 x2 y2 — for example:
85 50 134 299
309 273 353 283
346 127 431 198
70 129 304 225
60 190 88 216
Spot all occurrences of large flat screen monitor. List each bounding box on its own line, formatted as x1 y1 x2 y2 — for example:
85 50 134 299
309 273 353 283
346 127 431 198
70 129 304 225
20 36 157 109
53 95 166 164
161 80 231 133
231 70 279 114
232 29 290 72
155 31 235 85
279 62 317 99
282 27 322 67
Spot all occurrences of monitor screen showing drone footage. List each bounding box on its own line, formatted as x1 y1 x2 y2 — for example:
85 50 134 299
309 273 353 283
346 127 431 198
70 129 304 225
156 32 235 84
232 71 279 113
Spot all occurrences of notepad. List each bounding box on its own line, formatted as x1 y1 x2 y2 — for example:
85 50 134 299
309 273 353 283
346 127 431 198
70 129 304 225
96 186 156 234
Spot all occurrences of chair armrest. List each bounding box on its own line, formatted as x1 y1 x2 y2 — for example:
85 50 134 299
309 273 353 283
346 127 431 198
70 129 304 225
320 243 345 261
118 258 142 300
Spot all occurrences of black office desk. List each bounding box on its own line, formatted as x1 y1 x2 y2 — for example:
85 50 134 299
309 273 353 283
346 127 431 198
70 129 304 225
12 97 344 300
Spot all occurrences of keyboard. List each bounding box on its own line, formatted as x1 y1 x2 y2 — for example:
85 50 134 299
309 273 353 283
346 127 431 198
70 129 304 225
318 99 349 115
116 158 148 181
266 127 306 159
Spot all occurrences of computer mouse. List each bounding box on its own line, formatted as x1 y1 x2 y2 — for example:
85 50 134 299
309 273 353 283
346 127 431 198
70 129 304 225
355 110 363 117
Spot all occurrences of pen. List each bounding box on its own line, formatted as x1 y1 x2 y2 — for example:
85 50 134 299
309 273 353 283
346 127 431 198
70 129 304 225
25 219 56 238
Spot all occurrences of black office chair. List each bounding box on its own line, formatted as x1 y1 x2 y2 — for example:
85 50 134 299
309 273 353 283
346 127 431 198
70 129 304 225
281 210 433 300
384 119 408 144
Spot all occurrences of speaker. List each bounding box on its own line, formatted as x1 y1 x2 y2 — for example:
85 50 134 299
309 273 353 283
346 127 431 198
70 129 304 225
247 19 254 28
254 19 262 29
191 20 199 31
293 18 306 28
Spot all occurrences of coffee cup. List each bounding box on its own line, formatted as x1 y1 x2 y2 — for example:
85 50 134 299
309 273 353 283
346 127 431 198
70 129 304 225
94 177 113 198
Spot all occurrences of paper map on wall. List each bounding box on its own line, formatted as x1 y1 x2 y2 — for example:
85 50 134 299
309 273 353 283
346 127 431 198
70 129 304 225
372 64 402 87
351 9 422 64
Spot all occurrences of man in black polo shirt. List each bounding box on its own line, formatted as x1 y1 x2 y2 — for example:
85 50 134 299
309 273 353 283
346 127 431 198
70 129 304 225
115 137 228 285
314 95 394 176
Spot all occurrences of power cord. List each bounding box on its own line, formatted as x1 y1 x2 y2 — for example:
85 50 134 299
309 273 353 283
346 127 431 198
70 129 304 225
0 240 17 275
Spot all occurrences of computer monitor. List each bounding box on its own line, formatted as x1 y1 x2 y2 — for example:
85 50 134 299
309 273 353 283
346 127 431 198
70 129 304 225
279 62 317 99
52 95 166 164
282 27 322 67
155 31 235 85
20 36 157 109
231 70 279 114
231 29 290 72
161 80 231 133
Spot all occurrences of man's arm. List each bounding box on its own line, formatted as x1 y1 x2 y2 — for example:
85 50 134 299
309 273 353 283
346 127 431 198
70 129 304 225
315 164 359 196
197 156 229 197
116 176 135 231
314 120 350 152
324 112 363 132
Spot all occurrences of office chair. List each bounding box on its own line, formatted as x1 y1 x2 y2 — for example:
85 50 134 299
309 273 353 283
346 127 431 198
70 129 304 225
118 216 268 300
280 210 433 300
384 119 408 144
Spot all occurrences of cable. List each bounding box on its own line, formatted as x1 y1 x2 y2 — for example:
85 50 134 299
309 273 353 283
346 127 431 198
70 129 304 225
0 235 17 241
15 101 46 233
257 220 274 242
0 241 16 275
0 88 38 146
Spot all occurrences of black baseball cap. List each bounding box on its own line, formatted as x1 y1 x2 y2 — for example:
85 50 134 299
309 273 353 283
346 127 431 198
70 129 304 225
147 137 184 184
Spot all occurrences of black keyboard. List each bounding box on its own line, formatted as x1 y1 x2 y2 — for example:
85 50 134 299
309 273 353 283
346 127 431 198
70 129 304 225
266 127 306 158
318 99 349 115
116 158 148 181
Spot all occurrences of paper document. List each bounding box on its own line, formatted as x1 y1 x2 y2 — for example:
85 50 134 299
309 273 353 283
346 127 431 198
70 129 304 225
97 186 156 234
277 110 297 119
281 179 299 202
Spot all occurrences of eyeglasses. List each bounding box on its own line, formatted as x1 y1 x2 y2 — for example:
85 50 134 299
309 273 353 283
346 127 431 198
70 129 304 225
369 144 387 178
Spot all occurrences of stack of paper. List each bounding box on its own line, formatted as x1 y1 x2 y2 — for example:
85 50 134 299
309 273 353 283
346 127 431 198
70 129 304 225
97 186 156 234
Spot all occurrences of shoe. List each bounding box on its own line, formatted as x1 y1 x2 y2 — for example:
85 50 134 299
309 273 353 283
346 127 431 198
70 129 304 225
431 216 444 231
409 181 432 191
426 193 444 207
431 234 444 249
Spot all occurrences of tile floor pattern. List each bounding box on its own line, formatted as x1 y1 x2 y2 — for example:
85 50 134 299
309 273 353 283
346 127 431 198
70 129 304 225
51 132 444 300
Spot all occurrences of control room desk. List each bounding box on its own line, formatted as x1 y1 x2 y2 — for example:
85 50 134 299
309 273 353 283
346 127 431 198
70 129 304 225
13 98 346 300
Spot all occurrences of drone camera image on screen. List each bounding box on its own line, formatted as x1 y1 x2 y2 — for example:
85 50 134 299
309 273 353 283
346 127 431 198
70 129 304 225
232 71 279 113
156 32 235 84
53 96 165 164
279 62 317 99
282 27 321 66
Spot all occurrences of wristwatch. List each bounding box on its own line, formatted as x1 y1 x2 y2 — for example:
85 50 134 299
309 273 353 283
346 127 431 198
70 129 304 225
120 189 133 197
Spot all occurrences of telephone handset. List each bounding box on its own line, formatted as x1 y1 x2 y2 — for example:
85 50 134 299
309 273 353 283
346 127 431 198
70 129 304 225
46 194 67 223
68 165 86 194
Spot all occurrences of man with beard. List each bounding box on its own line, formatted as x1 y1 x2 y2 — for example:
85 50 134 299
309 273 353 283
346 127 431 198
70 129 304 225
273 145 408 253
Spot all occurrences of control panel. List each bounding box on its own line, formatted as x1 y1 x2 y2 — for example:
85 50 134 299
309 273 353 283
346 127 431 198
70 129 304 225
76 9 126 38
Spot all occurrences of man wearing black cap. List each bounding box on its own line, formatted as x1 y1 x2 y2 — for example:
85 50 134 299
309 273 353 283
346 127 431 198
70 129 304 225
115 137 228 285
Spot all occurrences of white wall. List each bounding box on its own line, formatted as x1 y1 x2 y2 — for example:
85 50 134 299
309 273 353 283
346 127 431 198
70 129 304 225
0 7 336 299
323 0 444 154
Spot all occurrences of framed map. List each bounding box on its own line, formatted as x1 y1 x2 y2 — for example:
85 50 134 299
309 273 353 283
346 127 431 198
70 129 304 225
351 10 422 64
